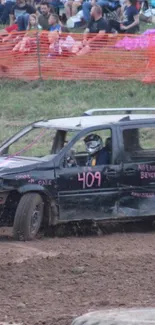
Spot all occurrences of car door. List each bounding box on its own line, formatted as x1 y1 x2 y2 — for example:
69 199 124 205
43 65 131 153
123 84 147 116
118 123 155 218
56 126 122 222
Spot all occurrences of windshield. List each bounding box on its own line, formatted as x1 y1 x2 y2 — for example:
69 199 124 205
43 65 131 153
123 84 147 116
1 127 78 158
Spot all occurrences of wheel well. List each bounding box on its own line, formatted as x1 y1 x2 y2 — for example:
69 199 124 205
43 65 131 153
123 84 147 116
20 191 59 228
39 192 59 227
2 190 58 228
2 190 22 226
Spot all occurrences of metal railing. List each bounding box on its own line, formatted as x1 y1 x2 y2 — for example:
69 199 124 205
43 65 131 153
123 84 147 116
83 108 155 116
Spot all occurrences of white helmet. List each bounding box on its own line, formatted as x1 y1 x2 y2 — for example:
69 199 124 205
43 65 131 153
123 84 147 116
84 134 103 155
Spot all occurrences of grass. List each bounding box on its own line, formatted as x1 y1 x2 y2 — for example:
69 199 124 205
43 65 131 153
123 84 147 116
0 21 155 141
0 79 155 121
0 18 154 125
0 18 154 153
0 79 154 154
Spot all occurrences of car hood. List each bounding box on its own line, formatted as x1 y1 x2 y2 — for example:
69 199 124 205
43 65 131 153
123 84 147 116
0 155 56 175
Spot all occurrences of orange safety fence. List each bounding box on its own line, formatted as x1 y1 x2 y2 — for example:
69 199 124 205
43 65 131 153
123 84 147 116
0 30 155 83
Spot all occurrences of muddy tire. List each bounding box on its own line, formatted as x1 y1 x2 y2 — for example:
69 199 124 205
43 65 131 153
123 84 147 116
13 193 44 241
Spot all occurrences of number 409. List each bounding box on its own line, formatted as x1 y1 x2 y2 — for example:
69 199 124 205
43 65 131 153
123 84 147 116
78 171 101 189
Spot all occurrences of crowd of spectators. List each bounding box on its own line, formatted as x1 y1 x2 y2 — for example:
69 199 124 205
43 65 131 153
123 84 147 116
0 0 141 30
0 0 152 55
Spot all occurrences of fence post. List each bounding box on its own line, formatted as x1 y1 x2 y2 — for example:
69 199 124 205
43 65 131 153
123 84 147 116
36 30 42 81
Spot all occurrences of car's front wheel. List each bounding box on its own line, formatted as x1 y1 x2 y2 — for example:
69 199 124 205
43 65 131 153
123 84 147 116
13 193 44 241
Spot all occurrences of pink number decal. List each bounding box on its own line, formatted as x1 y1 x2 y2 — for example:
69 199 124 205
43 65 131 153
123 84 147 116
78 171 101 188
78 172 86 189
86 172 94 188
95 171 101 187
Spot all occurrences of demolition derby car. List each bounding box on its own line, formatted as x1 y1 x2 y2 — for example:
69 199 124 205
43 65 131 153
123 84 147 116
0 107 155 240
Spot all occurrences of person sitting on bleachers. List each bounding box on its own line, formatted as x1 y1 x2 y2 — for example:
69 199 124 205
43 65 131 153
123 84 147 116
108 0 139 33
75 4 108 55
10 0 36 31
38 1 55 30
12 13 41 52
82 0 119 23
64 0 83 19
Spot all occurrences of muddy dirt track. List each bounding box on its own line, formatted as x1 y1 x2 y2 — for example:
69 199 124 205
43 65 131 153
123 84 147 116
0 226 155 325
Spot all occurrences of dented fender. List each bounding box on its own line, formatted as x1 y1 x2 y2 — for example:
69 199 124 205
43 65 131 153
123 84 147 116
18 184 52 198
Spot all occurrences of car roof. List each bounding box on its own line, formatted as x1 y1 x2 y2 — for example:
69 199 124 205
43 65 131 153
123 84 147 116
34 114 155 131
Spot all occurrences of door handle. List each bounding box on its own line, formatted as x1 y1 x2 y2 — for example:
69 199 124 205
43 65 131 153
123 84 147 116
125 168 135 176
106 170 117 176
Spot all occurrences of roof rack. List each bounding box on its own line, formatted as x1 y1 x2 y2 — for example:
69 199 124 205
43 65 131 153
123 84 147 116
83 108 155 116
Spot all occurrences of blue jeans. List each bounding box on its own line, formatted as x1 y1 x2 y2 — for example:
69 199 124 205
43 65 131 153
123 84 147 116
49 0 64 7
17 13 29 31
0 4 4 17
0 1 14 24
82 0 113 22
49 1 64 14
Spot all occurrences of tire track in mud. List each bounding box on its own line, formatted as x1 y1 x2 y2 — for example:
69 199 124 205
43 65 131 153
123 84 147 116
0 224 155 266
0 242 61 264
0 232 155 325
1 234 155 265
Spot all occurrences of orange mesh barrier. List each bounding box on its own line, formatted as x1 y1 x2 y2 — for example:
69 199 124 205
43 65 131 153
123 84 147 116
0 31 155 82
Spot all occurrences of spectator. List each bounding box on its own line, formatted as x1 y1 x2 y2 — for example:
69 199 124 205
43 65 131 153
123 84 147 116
49 0 64 16
76 5 108 55
48 25 74 55
10 0 36 31
48 25 84 56
64 0 83 19
0 0 4 17
38 1 55 30
48 12 61 30
85 4 108 32
58 26 77 53
108 0 139 33
0 19 19 43
82 0 113 23
12 13 41 51
48 13 61 55
48 25 85 57
0 0 16 24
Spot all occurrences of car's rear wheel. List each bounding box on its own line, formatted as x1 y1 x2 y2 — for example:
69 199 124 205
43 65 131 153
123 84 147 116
13 193 44 241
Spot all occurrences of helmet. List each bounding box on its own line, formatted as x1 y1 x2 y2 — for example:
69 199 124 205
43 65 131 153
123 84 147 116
84 134 103 155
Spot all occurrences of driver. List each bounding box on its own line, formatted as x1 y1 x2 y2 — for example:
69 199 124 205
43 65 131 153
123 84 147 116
84 134 110 166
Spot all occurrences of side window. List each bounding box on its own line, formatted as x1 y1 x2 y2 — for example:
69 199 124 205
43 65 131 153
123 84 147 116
65 128 112 167
139 127 155 150
122 126 155 162
72 129 111 154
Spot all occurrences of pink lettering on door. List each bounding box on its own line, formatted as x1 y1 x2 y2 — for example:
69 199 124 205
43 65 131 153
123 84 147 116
78 171 101 189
